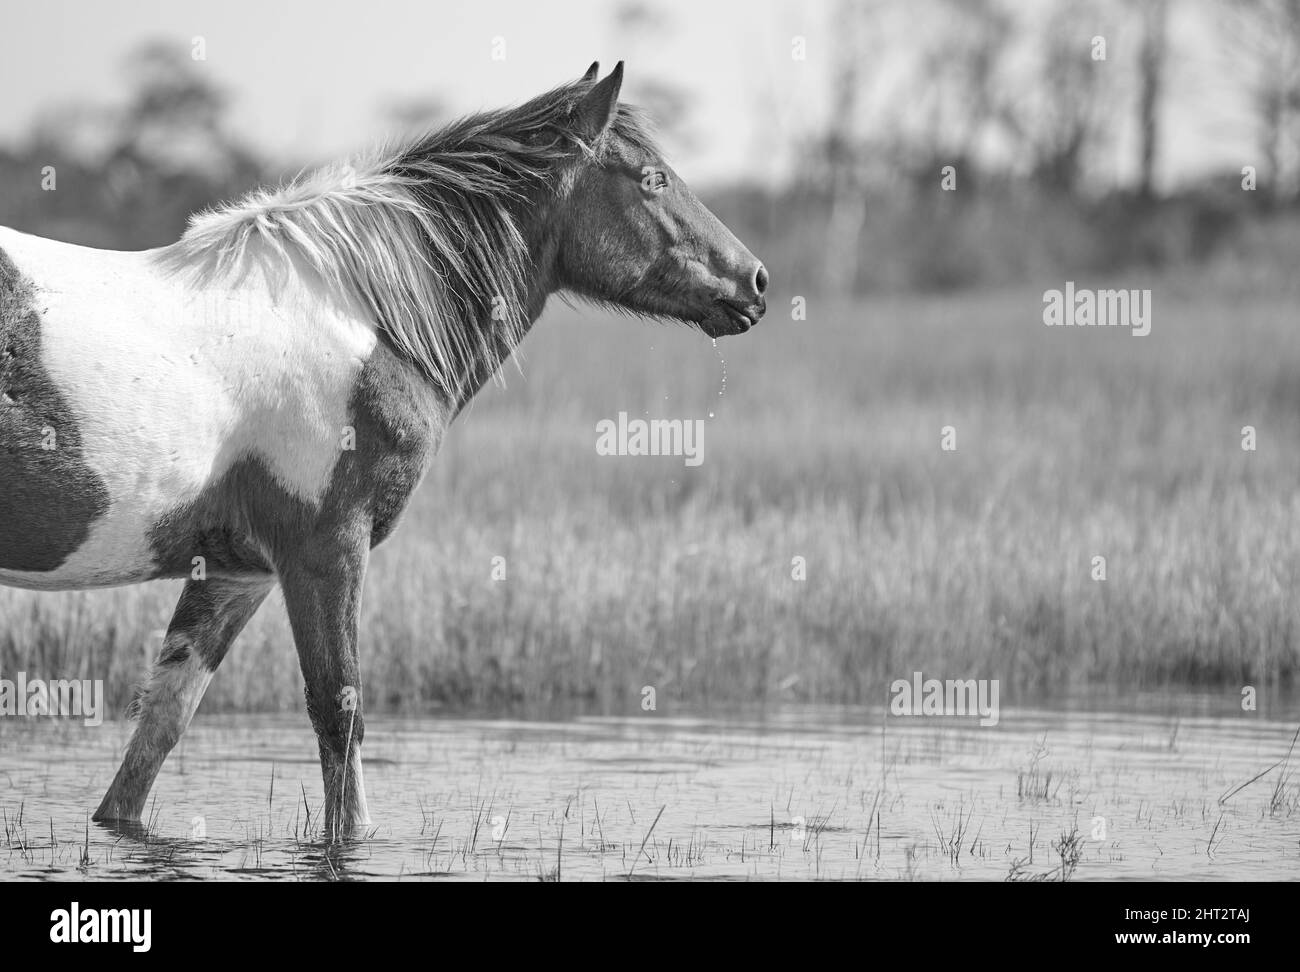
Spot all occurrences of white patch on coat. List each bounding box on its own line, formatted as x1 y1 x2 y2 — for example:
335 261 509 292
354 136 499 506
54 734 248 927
344 753 372 827
0 225 377 591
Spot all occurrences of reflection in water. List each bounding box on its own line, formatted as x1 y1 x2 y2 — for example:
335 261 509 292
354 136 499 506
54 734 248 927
1 701 1298 881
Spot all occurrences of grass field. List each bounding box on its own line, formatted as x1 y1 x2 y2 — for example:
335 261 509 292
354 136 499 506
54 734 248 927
3 271 1299 713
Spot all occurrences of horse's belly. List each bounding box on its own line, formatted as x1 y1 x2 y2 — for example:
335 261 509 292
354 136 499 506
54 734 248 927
0 439 196 590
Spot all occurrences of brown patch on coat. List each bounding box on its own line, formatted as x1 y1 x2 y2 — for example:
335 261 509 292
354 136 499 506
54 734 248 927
0 246 110 572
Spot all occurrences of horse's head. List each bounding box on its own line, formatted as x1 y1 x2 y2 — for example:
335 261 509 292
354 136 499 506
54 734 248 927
555 63 767 339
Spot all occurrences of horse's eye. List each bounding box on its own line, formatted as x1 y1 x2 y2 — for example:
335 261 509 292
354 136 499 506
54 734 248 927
641 167 669 193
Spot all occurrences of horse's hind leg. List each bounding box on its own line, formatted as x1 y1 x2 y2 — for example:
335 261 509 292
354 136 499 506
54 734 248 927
94 576 273 822
277 537 371 840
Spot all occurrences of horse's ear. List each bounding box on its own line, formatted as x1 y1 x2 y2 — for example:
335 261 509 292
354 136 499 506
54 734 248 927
580 61 599 83
574 61 623 142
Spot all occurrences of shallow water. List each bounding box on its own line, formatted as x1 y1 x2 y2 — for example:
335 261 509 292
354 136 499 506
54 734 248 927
1 700 1298 880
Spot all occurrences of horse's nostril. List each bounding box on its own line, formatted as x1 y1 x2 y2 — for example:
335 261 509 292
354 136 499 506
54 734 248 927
754 264 769 296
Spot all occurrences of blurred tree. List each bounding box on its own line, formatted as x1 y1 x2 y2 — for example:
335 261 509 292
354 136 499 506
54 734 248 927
908 0 1018 185
26 103 119 164
0 39 265 248
1001 1 1113 195
103 40 263 246
1223 0 1300 204
817 0 889 292
1136 0 1170 199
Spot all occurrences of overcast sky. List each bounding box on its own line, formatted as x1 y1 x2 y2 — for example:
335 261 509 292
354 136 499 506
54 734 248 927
0 0 1257 190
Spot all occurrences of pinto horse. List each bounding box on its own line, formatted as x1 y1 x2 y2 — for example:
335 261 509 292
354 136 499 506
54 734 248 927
0 63 767 837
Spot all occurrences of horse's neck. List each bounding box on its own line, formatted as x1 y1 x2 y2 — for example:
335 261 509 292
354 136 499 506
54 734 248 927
446 282 552 416
446 213 561 414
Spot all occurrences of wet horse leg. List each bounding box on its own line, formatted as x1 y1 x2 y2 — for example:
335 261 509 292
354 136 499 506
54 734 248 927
94 575 273 822
277 532 372 840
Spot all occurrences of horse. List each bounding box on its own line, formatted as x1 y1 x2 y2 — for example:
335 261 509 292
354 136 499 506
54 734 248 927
0 62 767 838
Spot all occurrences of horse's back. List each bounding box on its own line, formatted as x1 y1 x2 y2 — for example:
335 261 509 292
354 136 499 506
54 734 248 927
0 225 378 591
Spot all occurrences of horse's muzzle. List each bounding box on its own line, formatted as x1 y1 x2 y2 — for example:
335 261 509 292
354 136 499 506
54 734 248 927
701 296 765 338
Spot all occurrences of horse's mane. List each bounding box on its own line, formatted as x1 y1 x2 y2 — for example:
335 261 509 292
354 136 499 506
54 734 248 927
161 78 658 397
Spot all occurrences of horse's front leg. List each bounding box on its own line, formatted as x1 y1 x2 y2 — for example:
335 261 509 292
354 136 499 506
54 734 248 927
278 529 372 840
94 575 273 823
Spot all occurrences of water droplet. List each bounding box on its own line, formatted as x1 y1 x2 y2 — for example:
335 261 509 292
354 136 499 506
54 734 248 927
709 339 727 419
